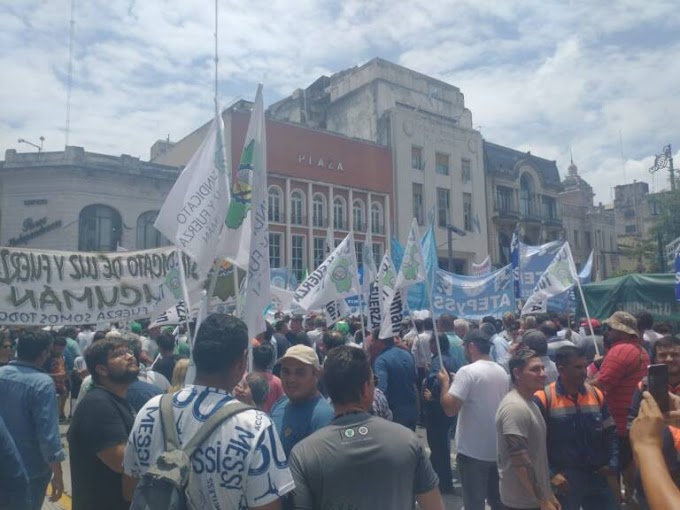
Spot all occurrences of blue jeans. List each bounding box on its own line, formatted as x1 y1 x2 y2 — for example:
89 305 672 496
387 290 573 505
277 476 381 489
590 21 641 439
557 467 618 510
457 453 504 510
28 473 52 510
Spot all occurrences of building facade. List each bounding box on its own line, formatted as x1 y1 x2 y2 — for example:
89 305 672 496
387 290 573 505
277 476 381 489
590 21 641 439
268 58 488 274
483 141 563 267
153 102 393 281
0 147 179 252
559 159 618 277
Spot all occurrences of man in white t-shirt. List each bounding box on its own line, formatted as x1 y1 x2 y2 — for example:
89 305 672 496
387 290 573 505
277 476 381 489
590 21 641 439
124 314 294 509
438 329 509 510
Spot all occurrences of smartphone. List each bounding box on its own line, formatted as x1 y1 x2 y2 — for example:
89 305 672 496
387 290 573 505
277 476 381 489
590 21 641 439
648 363 670 413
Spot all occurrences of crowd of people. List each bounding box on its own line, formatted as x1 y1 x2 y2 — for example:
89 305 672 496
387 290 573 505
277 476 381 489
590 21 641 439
0 308 679 509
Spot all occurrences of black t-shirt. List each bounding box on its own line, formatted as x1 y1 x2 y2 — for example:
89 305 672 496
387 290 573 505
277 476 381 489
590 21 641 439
67 386 135 510
151 355 176 383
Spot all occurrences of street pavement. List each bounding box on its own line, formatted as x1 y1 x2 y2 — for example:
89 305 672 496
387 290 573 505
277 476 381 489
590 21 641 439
44 421 465 510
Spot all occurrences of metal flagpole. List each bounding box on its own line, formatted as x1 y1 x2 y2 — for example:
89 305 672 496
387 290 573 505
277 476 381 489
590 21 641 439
574 275 599 357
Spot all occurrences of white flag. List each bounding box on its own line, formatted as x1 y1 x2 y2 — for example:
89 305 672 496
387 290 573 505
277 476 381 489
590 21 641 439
521 242 579 315
362 230 377 296
379 220 424 338
369 252 397 331
471 255 491 276
293 233 359 311
219 85 266 270
232 85 270 337
154 106 229 272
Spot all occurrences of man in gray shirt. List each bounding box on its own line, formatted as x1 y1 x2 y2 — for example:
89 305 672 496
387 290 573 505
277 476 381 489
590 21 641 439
289 345 444 510
496 348 560 510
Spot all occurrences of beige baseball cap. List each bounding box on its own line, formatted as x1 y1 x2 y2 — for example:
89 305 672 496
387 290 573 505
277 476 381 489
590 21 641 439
277 344 321 370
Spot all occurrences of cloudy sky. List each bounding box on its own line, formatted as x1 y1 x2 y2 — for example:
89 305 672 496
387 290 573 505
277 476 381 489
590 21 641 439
2 0 679 204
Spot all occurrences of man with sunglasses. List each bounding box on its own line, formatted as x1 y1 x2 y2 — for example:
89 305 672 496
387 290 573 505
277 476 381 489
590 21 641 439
0 335 16 366
68 337 139 510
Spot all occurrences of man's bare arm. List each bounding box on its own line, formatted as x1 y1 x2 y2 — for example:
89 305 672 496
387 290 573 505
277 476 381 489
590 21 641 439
505 434 545 501
415 487 445 510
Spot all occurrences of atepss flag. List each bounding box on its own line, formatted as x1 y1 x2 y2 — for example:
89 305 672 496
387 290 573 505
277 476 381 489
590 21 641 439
522 243 578 315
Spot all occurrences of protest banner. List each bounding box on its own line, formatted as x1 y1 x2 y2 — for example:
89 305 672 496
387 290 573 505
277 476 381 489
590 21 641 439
0 246 203 326
519 239 564 300
433 264 515 320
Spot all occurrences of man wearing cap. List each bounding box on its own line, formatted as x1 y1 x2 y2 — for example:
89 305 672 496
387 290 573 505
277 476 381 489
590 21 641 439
589 311 649 504
270 344 334 457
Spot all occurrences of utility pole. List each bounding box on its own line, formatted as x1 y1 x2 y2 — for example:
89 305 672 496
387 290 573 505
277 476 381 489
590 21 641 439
649 144 675 191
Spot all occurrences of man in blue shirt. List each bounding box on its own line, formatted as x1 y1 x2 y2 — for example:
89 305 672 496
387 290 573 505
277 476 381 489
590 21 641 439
372 327 419 430
270 344 334 456
0 414 29 510
0 330 65 510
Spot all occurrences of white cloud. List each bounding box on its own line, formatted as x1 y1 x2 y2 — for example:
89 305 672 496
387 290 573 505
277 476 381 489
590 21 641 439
1 0 679 206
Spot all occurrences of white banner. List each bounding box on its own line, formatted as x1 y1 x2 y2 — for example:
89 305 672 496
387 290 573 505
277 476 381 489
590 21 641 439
471 255 491 277
0 246 204 326
293 233 359 311
149 301 188 329
154 107 230 272
521 242 579 315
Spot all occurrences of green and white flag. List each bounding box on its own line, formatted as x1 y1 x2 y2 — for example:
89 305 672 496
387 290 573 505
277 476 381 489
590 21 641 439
521 242 579 316
225 84 270 338
368 252 397 330
379 219 424 338
293 233 359 311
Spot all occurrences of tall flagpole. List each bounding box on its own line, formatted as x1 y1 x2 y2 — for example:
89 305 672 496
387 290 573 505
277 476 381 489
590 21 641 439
574 277 599 357
413 221 443 361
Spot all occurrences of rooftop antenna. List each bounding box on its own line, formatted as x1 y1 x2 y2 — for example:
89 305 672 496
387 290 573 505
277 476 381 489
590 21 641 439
18 137 45 152
65 0 76 148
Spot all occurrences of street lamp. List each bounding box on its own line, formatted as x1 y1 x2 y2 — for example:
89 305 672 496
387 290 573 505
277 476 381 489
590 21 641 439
18 136 45 152
446 224 466 272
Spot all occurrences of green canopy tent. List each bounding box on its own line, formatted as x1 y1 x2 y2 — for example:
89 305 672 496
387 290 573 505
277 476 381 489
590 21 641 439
576 273 680 323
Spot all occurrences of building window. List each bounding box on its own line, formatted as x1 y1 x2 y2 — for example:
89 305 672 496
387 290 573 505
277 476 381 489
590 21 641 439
78 204 122 252
413 183 424 225
463 193 473 232
291 235 305 280
353 199 365 231
291 190 305 225
371 202 384 234
520 173 534 217
412 146 423 170
268 186 283 223
585 231 592 251
625 225 637 234
436 188 450 228
313 237 326 269
573 230 580 249
333 197 347 230
136 210 164 249
312 193 326 228
461 158 471 183
269 233 282 268
372 242 383 264
496 186 514 213
542 196 557 220
355 241 364 269
435 152 449 175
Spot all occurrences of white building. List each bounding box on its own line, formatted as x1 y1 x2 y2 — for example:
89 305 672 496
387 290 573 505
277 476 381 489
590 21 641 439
269 58 488 273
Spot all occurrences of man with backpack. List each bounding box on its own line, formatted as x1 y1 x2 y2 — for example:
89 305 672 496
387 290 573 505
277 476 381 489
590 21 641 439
533 345 619 509
124 314 294 509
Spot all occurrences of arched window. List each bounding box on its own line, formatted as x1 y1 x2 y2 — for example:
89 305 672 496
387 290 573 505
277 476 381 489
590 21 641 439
353 200 365 231
333 197 346 230
312 194 326 228
78 204 122 252
291 190 305 225
137 211 164 249
520 173 535 217
371 202 384 234
268 186 283 223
